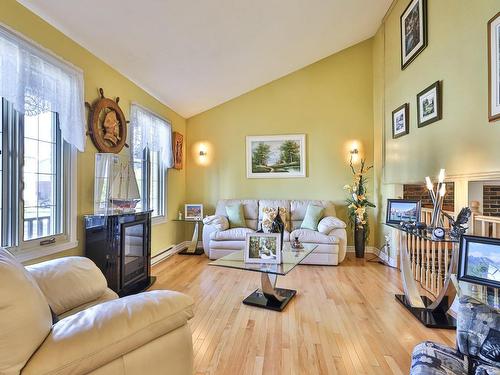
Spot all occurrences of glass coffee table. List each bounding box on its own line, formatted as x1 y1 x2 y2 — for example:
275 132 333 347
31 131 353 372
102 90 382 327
209 243 317 311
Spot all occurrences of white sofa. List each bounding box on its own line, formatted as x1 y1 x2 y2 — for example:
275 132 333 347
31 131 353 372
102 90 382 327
0 249 194 375
202 199 347 265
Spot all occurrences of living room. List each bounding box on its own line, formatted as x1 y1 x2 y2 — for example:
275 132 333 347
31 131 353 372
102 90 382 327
1 0 500 374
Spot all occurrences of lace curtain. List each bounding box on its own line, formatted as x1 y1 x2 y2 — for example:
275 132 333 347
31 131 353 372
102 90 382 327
0 25 85 151
130 104 174 169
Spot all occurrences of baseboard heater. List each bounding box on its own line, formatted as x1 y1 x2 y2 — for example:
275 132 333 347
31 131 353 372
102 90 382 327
151 246 175 265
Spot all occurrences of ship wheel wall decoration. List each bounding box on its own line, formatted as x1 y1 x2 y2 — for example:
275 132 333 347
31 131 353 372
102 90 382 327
86 88 129 153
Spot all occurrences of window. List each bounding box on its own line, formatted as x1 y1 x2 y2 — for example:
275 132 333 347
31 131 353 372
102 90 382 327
0 99 73 254
130 104 173 222
0 25 84 260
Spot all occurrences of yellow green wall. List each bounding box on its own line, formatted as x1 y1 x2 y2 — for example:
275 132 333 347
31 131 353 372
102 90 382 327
373 0 500 255
1 0 186 263
186 39 375 245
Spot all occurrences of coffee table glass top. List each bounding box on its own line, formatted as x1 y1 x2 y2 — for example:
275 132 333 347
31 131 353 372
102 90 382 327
209 243 317 276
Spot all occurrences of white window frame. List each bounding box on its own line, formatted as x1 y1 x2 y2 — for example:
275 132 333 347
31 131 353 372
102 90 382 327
2 105 78 263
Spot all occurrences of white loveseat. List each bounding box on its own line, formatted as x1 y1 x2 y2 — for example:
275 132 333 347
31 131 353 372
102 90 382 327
0 249 194 375
202 199 347 265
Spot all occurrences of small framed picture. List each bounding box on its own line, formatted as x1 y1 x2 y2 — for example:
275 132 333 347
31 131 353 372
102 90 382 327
185 204 203 220
458 235 500 289
386 199 421 224
488 12 500 122
400 0 427 70
417 81 442 127
244 233 282 264
392 103 410 139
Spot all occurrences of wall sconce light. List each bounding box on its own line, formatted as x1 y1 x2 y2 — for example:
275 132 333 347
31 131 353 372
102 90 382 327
199 150 207 156
350 148 359 156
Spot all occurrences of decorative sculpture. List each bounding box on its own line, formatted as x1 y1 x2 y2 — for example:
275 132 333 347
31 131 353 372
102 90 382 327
270 208 285 248
86 88 129 153
442 207 472 239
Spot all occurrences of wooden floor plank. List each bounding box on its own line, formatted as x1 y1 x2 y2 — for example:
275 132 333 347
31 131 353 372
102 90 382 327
151 254 455 375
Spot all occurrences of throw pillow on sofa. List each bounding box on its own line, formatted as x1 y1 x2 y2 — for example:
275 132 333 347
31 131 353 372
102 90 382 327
261 207 290 232
226 203 247 228
301 204 324 231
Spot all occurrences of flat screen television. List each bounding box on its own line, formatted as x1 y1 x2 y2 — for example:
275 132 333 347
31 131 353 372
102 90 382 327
386 199 421 224
458 235 500 289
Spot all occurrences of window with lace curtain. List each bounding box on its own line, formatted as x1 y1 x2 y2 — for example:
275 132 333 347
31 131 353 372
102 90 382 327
0 25 84 260
130 104 173 222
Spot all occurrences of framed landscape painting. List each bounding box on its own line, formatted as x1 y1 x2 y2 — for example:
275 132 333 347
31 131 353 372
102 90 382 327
400 0 427 70
458 235 500 289
417 81 442 127
246 134 306 178
488 12 500 122
392 103 409 139
244 233 282 264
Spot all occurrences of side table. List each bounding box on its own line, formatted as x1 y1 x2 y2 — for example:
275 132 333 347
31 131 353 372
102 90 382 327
173 219 204 255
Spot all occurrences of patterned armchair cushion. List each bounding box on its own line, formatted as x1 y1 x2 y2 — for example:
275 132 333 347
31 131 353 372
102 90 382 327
457 296 500 367
410 341 468 375
475 363 500 375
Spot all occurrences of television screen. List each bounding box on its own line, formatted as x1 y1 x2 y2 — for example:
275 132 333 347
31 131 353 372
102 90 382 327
386 199 421 224
458 235 500 289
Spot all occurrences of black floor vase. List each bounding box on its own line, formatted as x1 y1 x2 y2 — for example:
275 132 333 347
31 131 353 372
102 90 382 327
354 225 366 258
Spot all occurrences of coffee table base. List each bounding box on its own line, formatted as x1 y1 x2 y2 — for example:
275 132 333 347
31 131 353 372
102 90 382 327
243 288 296 311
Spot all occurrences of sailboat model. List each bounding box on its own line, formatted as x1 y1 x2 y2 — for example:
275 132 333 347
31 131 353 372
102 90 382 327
110 161 141 211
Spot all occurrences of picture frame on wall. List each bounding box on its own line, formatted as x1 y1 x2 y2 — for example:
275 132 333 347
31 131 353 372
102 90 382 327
185 204 203 220
386 199 421 224
488 12 500 122
244 233 282 264
400 0 427 70
173 131 184 170
246 134 306 179
392 103 410 139
458 235 500 289
417 81 442 127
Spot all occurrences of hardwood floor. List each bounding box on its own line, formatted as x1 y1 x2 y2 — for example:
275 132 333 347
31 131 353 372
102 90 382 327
151 254 455 375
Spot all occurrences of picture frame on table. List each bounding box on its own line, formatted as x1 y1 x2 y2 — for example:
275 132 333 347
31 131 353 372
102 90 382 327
488 12 500 122
458 235 500 289
185 204 203 220
386 199 421 224
246 134 306 179
244 233 282 264
400 0 427 70
417 81 442 128
392 103 410 139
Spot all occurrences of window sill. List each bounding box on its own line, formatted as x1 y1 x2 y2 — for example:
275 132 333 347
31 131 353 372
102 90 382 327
152 216 167 226
14 240 79 264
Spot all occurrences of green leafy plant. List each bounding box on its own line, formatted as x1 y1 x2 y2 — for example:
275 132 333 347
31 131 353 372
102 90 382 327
344 156 375 243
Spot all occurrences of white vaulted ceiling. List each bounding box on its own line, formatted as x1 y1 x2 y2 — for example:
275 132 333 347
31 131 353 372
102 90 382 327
18 0 392 118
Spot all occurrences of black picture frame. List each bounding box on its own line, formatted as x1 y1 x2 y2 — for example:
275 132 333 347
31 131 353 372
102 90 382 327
392 103 410 139
417 81 442 128
386 199 421 224
458 235 500 289
400 0 428 70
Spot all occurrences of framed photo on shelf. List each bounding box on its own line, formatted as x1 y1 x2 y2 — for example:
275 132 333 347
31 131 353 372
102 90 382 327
246 134 306 179
400 0 427 70
458 235 500 289
386 199 421 224
417 81 442 127
185 204 203 220
392 103 410 139
488 12 500 122
244 233 282 264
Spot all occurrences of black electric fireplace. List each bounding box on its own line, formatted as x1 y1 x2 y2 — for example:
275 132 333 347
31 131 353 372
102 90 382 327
84 211 155 296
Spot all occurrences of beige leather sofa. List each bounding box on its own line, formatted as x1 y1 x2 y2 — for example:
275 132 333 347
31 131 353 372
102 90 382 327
0 249 194 375
202 199 347 265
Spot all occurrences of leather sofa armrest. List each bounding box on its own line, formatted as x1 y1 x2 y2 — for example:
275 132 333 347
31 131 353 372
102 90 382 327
318 216 346 234
328 228 347 263
22 290 194 375
202 216 229 256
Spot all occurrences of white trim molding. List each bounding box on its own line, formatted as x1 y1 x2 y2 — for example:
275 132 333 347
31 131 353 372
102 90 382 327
151 241 191 266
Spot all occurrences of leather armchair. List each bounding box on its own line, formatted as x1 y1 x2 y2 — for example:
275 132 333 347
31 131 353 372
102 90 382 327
0 249 194 375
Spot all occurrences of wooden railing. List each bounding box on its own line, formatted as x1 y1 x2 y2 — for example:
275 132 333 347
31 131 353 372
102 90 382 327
408 208 454 297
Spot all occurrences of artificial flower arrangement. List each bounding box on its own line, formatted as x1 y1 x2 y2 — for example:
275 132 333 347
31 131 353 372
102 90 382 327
344 157 375 243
